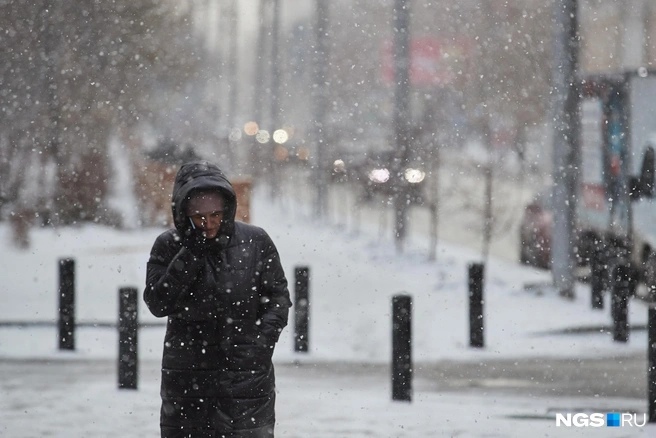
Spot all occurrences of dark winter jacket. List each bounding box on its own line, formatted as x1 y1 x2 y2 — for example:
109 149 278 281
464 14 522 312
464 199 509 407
144 161 292 438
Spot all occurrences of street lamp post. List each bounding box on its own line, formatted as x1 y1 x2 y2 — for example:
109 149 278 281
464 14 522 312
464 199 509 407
226 0 239 171
252 0 268 177
392 0 411 253
551 0 580 299
269 0 281 198
313 0 329 218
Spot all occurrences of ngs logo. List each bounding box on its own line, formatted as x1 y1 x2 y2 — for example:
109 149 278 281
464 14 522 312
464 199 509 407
556 412 646 428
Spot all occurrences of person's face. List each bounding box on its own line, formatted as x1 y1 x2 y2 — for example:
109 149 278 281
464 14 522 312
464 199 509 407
185 192 225 239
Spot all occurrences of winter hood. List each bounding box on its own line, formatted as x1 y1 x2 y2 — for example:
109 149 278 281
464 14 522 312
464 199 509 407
171 161 237 238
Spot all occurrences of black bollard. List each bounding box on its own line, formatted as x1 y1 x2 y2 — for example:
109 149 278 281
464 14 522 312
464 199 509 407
612 264 632 343
58 258 76 350
294 266 310 353
118 287 138 390
468 263 484 348
649 307 656 423
590 245 605 309
392 294 412 402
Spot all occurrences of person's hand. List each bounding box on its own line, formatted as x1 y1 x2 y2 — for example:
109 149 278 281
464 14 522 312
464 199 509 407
182 229 209 257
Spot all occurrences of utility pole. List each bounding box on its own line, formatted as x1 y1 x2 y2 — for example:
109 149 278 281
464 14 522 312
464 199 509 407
313 0 329 218
226 0 238 170
392 0 411 253
42 0 61 222
216 2 226 143
252 0 269 176
269 0 281 198
551 0 580 299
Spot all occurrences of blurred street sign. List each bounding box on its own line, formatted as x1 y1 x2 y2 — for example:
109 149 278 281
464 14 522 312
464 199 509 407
381 36 472 87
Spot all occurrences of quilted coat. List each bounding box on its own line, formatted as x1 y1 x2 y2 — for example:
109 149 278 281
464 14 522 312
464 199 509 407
144 161 292 438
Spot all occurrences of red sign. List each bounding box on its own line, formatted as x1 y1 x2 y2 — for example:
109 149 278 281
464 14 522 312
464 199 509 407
581 183 606 211
381 36 471 87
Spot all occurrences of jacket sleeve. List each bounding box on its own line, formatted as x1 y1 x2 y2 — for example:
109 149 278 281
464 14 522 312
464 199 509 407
258 231 292 343
143 232 204 318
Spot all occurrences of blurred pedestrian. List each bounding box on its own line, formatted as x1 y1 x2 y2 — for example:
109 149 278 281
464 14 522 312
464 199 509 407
144 160 292 438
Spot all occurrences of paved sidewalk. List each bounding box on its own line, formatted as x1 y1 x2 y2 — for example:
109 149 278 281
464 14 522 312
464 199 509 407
1 356 654 437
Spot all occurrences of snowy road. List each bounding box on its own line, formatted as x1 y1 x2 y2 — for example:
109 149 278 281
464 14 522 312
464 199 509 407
0 355 651 437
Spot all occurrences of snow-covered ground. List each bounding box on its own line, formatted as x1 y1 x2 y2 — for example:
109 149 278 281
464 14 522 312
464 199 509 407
0 184 654 437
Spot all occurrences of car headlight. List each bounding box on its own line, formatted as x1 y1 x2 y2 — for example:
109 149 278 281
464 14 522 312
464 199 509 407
333 159 346 174
404 168 425 184
368 168 390 183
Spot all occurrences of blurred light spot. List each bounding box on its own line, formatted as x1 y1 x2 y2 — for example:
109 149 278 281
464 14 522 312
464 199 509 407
244 121 259 136
229 128 242 142
273 129 289 144
369 168 390 183
256 130 270 144
404 168 426 183
274 145 289 162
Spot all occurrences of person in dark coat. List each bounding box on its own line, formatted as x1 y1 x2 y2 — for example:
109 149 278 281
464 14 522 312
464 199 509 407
144 160 292 438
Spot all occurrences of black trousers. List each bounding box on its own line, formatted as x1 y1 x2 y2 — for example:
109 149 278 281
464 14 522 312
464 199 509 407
161 423 274 438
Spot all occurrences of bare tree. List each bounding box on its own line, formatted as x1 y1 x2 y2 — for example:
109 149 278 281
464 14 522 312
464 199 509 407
0 1 213 225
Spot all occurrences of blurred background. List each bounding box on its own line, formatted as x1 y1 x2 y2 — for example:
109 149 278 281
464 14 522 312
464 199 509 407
2 0 655 266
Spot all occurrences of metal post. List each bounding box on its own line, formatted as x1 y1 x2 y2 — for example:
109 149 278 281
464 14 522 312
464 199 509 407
482 164 493 262
269 0 281 198
118 287 138 390
294 266 310 352
468 263 485 348
313 0 329 218
392 0 411 253
649 307 656 423
392 294 412 402
612 264 631 343
551 0 580 299
590 244 605 309
251 0 268 176
428 201 438 261
225 0 239 170
58 258 75 350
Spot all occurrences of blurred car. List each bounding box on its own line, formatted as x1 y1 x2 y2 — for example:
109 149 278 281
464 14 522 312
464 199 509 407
359 151 426 205
519 188 611 271
326 150 427 205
